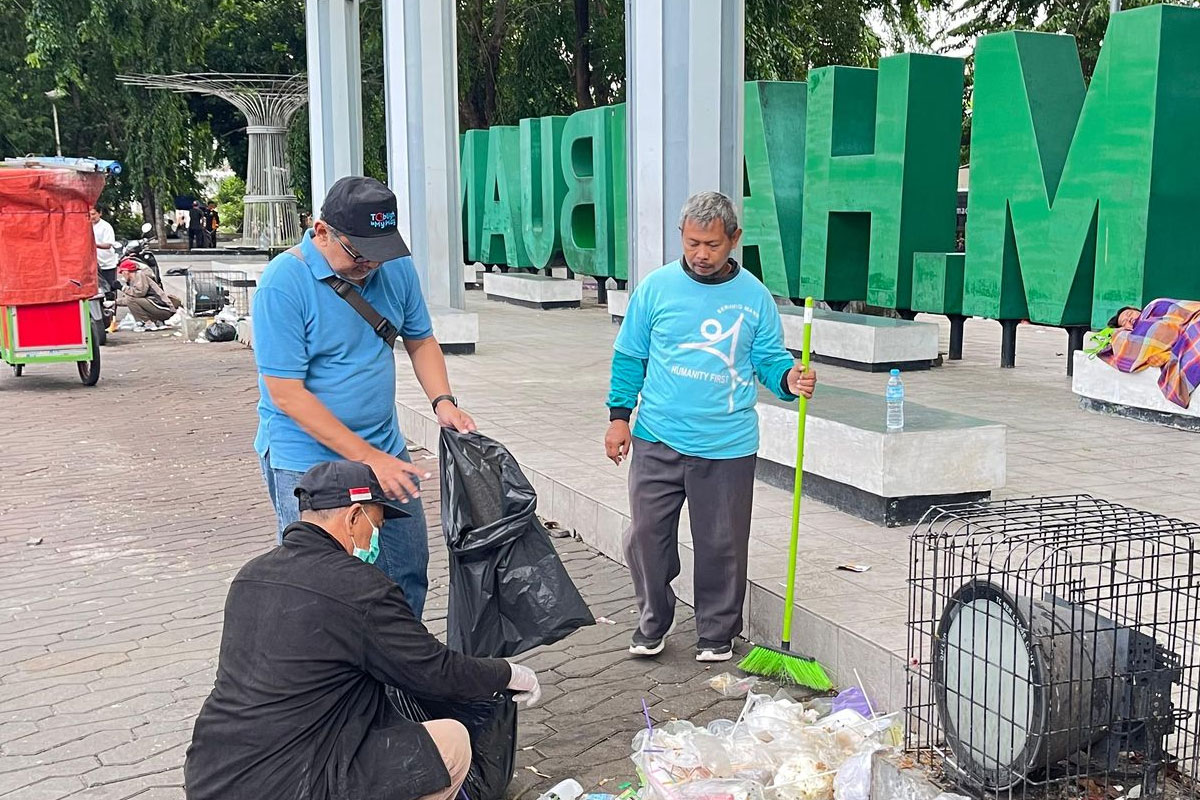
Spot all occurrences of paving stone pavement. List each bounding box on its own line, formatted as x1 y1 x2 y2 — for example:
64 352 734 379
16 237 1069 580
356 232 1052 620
0 334 768 799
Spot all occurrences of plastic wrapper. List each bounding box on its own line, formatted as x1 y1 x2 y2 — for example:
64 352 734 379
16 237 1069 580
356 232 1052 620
632 693 900 800
440 429 594 657
831 743 883 800
708 672 759 697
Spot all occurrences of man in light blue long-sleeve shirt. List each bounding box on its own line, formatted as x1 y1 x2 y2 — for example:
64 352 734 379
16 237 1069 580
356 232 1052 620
605 191 816 662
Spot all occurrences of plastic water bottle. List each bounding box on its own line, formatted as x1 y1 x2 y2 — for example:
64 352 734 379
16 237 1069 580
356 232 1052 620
538 779 584 800
886 368 904 432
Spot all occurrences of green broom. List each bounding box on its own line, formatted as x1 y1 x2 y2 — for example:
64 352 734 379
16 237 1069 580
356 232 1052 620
738 297 833 691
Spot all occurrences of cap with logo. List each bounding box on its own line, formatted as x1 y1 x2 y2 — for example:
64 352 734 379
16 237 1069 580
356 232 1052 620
294 460 410 519
319 176 411 263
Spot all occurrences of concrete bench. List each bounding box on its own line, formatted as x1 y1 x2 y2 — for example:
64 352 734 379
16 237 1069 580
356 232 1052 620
1072 351 1200 431
483 272 581 310
755 385 1006 526
607 288 629 323
778 306 939 372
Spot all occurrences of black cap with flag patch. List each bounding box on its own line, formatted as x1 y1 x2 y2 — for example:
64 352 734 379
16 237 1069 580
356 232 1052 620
319 176 411 263
294 460 410 519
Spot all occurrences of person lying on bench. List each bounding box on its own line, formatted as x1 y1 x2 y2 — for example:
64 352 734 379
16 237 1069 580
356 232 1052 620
1098 298 1200 409
183 460 541 800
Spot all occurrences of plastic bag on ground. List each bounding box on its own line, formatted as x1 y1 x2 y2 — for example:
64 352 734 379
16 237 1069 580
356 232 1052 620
203 321 237 342
439 429 594 657
831 743 883 800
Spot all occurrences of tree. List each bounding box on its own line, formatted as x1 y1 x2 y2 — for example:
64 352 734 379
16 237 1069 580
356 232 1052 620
14 0 217 241
947 0 1200 79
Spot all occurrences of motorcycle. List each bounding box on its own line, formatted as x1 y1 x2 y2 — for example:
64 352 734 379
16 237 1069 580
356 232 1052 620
116 222 163 285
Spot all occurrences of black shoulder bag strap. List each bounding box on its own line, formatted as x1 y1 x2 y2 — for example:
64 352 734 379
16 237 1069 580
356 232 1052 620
287 246 399 349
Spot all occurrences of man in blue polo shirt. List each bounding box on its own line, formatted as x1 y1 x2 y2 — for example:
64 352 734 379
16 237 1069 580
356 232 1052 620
252 176 475 619
605 191 816 662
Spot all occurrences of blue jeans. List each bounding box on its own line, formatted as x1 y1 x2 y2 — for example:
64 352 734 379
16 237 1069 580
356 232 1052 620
259 450 430 619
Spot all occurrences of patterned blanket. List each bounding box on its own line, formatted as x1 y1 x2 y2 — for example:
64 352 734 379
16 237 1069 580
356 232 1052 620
1099 298 1200 409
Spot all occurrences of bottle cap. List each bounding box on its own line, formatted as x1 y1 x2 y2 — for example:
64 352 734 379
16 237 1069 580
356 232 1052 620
890 368 900 376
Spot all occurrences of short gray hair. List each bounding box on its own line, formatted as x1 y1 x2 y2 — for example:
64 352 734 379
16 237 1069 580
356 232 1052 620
679 192 739 237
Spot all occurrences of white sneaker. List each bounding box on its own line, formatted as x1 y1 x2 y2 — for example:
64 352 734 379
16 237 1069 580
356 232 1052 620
695 641 734 662
628 620 677 657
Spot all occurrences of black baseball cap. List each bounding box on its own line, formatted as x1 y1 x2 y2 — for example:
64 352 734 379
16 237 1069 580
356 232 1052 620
294 461 410 519
319 176 411 263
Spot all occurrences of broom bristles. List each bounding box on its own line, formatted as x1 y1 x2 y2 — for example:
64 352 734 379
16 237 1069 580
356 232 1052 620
738 643 833 691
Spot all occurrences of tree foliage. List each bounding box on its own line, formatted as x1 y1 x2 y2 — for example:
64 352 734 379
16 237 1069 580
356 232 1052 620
10 0 216 236
947 0 1200 79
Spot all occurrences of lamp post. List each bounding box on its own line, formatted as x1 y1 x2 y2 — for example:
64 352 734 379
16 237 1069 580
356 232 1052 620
44 88 66 157
1111 0 1120 15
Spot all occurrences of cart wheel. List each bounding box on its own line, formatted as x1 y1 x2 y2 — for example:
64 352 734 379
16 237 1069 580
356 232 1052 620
79 322 102 386
97 324 107 347
11 363 23 377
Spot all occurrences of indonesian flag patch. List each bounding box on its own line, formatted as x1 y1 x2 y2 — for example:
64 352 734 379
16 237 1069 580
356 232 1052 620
349 487 373 503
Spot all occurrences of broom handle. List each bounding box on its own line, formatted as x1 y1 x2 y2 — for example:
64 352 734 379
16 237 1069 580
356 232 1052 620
781 297 813 650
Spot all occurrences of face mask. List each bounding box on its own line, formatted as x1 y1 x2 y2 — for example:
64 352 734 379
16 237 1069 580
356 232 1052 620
352 513 381 564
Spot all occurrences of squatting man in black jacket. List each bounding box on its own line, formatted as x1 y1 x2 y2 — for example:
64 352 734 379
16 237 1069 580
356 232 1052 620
184 460 542 800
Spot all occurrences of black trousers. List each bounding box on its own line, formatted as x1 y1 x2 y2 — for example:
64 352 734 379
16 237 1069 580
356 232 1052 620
623 437 756 645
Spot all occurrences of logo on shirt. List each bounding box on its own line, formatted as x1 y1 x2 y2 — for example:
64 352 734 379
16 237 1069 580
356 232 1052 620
369 211 396 230
677 314 749 412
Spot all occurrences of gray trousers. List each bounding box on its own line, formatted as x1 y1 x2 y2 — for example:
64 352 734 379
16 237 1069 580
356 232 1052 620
623 437 756 645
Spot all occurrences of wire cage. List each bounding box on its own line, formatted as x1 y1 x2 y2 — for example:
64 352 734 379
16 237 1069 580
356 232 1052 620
907 495 1200 799
185 270 253 317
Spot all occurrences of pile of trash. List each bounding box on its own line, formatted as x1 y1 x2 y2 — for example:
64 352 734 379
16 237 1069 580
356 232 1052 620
630 688 909 800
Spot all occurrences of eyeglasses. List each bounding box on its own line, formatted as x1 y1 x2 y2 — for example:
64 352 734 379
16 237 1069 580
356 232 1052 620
327 227 374 266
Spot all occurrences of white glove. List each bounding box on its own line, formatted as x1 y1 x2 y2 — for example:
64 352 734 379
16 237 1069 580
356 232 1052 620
506 662 542 708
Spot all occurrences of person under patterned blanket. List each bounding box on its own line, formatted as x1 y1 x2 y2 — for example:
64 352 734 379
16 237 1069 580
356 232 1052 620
1097 298 1200 409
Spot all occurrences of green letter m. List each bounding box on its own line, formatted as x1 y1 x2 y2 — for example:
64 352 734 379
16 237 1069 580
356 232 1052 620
964 6 1200 328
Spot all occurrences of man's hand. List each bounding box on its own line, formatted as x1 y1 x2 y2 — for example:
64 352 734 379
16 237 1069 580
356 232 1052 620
605 420 632 466
506 663 542 708
434 399 477 433
360 449 429 503
787 366 817 399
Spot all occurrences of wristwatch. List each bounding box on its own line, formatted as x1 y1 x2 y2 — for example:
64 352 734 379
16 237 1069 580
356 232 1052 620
431 394 458 412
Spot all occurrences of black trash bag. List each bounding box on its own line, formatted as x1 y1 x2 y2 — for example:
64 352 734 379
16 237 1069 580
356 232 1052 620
204 321 237 342
440 428 595 658
387 687 516 800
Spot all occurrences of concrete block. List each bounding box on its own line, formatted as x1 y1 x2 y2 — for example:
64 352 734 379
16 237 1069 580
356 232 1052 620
483 273 581 310
756 385 1005 525
428 306 478 355
235 319 253 347
757 386 1005 498
1073 351 1200 425
779 306 939 371
464 263 483 288
607 289 629 322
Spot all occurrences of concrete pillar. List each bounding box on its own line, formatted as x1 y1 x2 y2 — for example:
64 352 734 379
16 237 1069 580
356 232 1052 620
625 0 745 287
383 1 477 351
306 0 364 213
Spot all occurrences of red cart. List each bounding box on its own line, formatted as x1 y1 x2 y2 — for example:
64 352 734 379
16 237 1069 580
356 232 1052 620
0 168 106 385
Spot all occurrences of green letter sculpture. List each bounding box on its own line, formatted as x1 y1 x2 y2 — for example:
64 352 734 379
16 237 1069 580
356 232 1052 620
459 129 489 263
519 116 568 270
800 55 963 309
609 103 629 281
479 125 530 266
742 81 807 299
964 6 1200 327
559 106 618 278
